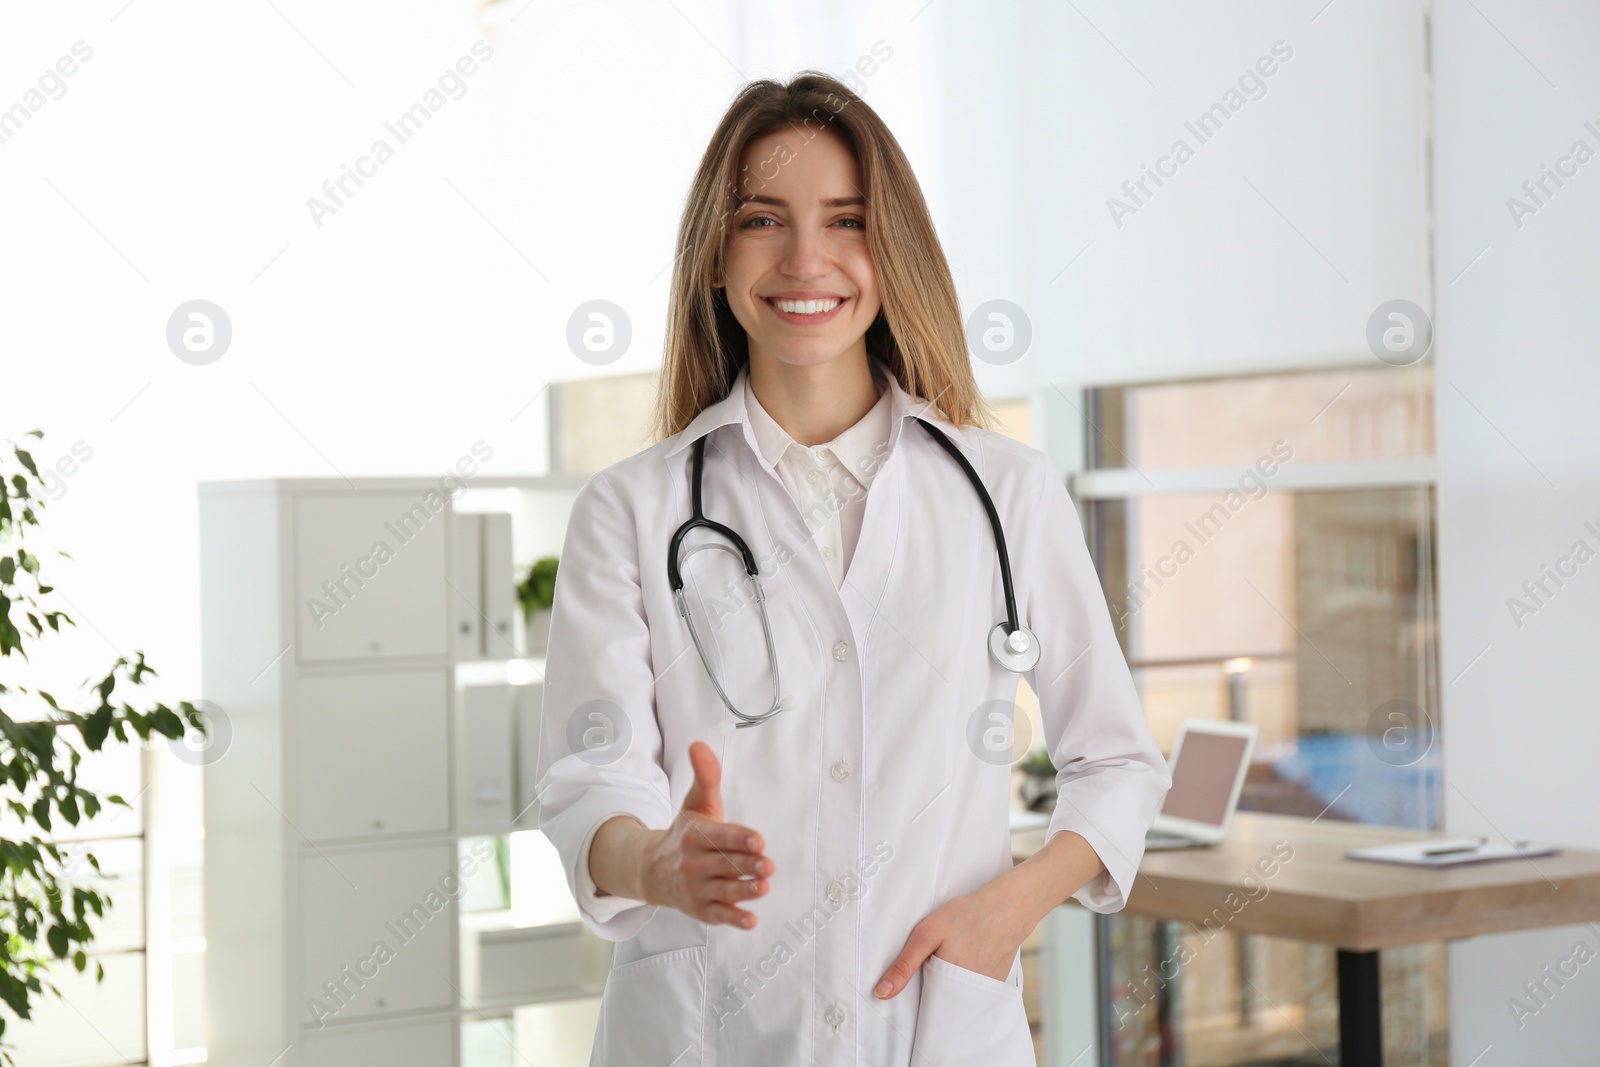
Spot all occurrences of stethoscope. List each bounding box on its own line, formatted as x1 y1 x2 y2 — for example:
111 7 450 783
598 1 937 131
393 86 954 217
668 416 1041 729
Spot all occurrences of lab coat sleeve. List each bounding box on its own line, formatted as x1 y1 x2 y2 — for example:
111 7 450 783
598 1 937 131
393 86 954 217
1021 457 1172 913
536 470 676 941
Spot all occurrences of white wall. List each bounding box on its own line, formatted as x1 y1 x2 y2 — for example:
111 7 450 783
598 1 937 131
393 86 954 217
1014 0 1429 390
1433 0 1600 1060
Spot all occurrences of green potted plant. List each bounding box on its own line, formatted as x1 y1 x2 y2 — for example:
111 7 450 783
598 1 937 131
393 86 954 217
516 556 558 656
1017 747 1058 811
0 429 203 1060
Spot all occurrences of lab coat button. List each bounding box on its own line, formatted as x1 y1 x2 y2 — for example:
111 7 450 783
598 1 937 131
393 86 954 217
807 469 823 485
826 880 846 905
824 1003 845 1030
830 758 851 782
832 640 850 661
821 545 835 560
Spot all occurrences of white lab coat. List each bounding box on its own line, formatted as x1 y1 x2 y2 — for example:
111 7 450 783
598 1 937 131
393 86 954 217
536 360 1171 1067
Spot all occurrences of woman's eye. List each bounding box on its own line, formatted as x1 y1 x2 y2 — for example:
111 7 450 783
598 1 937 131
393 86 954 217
738 215 863 231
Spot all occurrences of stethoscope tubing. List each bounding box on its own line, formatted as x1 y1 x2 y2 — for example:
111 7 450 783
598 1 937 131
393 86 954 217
910 416 1022 638
668 413 1035 727
669 435 782 727
667 434 760 589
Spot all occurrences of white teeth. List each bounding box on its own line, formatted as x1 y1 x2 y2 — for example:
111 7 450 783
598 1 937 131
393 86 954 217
771 297 842 315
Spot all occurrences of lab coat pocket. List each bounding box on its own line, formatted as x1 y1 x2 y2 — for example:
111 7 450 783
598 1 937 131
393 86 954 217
592 945 707 1067
909 952 1036 1067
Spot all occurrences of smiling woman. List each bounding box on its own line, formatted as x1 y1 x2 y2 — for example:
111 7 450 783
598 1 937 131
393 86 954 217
651 72 991 440
537 69 1170 1067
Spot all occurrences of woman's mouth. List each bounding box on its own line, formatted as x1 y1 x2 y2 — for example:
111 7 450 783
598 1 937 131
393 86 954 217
763 295 848 325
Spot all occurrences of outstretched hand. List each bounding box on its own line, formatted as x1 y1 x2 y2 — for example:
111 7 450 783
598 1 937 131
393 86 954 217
638 740 774 928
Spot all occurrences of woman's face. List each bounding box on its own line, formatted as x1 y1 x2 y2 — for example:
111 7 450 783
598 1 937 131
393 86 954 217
716 124 882 373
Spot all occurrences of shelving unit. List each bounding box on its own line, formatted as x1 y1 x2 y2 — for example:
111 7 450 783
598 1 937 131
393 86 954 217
198 474 602 1067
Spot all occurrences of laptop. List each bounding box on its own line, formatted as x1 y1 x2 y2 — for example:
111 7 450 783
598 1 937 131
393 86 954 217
1144 719 1258 850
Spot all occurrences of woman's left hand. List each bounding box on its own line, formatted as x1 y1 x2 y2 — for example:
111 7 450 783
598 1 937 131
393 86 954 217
873 880 1031 997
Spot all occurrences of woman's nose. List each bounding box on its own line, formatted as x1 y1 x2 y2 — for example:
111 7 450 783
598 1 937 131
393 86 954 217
777 225 832 277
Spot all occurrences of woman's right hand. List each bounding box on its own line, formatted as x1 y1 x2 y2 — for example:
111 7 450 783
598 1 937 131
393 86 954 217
643 740 774 927
593 740 774 928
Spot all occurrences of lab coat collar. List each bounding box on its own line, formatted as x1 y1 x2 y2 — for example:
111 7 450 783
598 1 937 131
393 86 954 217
662 356 967 474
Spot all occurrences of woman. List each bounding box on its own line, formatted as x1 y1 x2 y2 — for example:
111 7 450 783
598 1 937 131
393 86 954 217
536 71 1170 1066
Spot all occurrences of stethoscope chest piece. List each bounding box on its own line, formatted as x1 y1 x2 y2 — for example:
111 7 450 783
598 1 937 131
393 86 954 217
989 622 1041 673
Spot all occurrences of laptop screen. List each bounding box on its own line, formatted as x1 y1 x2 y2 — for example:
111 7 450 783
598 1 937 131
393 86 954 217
1160 730 1250 827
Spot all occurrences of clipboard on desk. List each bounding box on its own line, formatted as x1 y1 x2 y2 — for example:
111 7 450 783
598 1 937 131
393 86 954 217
1345 835 1560 868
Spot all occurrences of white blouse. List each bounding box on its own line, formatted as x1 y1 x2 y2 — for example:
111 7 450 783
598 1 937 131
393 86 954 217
742 364 893 591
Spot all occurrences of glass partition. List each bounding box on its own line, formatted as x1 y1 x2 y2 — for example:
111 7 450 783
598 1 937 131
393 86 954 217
1078 365 1443 1067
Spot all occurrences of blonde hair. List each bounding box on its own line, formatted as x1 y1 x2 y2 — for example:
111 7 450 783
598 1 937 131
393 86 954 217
649 70 997 442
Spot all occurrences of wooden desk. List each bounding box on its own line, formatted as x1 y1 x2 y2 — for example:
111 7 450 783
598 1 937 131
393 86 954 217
1013 812 1600 1065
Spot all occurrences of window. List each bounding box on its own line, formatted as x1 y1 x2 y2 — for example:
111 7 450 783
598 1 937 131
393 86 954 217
1077 364 1444 1066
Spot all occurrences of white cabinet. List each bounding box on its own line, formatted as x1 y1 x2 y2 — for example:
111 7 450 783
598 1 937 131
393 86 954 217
299 843 456 1023
294 493 449 663
303 1015 454 1067
202 476 583 1067
291 669 450 841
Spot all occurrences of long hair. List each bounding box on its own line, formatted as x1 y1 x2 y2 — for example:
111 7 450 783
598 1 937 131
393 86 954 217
649 70 997 441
